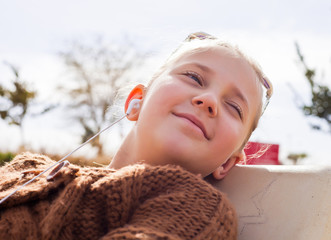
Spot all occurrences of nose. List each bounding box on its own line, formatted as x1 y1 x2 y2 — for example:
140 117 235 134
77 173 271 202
192 93 218 117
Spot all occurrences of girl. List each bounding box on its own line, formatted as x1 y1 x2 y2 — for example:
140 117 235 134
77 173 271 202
0 32 272 239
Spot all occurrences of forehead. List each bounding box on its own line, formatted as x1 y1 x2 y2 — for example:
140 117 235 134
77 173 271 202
172 46 259 86
169 40 241 64
175 45 245 66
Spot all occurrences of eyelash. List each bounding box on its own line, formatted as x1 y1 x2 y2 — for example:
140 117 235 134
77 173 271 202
183 71 203 86
182 70 243 120
227 101 243 119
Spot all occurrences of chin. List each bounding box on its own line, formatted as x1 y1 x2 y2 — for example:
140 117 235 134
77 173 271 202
149 129 204 169
161 136 195 158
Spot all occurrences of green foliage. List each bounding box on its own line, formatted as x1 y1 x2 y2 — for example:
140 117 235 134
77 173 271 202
0 152 15 166
295 43 331 132
287 153 308 165
0 63 36 126
1 62 58 152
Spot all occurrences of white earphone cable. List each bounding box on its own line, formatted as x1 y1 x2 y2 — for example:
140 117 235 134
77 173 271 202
0 114 127 205
0 98 142 205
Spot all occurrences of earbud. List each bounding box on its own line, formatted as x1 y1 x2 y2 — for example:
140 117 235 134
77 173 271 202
126 99 141 115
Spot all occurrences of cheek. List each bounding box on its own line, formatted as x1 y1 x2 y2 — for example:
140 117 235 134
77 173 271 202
212 119 245 156
142 79 186 114
137 83 178 132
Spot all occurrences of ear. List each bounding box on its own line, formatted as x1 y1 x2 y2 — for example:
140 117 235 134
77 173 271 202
212 150 245 180
125 84 145 121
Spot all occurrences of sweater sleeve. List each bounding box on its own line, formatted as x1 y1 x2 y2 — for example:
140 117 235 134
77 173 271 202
0 153 64 239
0 152 53 205
101 164 237 240
0 152 79 209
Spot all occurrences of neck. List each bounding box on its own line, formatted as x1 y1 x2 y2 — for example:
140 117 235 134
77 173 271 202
108 129 138 169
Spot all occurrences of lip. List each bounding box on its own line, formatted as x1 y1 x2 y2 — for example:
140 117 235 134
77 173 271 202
173 112 209 140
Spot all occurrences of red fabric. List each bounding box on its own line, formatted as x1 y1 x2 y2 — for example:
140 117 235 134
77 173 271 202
243 142 280 165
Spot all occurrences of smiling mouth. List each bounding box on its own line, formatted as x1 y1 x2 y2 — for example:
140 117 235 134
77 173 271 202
173 112 209 140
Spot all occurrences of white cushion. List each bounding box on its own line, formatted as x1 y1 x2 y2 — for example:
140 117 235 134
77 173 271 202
213 165 331 240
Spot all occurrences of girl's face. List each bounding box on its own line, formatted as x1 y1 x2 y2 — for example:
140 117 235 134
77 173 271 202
133 47 262 176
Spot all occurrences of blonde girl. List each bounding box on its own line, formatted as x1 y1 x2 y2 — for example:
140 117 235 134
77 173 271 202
0 32 272 239
111 32 272 179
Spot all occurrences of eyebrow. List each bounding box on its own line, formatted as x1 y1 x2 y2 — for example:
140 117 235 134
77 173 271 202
190 62 212 73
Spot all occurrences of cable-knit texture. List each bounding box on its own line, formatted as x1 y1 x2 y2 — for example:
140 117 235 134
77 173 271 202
0 153 237 239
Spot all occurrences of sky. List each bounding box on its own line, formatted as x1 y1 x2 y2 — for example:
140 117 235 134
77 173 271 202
0 0 330 165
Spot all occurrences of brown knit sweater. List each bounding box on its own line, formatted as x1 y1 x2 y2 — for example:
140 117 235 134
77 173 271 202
0 153 237 240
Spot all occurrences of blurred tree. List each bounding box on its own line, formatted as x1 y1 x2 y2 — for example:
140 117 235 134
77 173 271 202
295 43 331 132
59 37 146 156
0 62 36 147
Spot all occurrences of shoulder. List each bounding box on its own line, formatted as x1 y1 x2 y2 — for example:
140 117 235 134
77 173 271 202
111 163 227 196
115 163 236 215
112 164 238 239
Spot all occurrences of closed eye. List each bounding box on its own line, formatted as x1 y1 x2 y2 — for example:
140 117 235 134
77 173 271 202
183 71 203 86
227 102 243 119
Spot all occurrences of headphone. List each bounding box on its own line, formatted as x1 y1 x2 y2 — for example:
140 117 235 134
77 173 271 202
126 99 141 115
